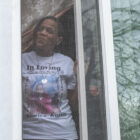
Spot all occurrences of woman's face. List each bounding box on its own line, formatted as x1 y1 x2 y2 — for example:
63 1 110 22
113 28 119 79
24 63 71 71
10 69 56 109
35 19 62 55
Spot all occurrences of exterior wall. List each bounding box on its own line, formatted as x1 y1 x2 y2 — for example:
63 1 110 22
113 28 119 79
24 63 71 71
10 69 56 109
111 0 140 139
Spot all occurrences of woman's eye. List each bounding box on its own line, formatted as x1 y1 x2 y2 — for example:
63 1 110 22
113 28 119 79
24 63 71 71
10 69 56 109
38 26 44 31
38 26 55 34
46 28 54 34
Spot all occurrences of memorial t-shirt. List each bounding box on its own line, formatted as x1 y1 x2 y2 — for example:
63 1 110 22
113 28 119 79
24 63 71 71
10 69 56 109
22 51 78 140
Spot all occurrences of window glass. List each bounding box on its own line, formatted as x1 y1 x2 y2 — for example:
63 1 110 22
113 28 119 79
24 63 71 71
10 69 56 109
21 0 80 140
81 0 107 139
21 0 109 139
111 0 140 140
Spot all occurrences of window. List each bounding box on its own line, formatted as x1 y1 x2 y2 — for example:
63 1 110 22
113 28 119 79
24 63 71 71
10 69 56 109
0 0 121 140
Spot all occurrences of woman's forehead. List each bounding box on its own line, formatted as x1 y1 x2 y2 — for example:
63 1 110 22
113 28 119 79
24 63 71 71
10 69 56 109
41 19 58 29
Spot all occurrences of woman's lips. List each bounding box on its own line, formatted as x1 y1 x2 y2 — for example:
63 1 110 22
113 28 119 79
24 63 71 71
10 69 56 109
37 36 46 43
36 36 47 46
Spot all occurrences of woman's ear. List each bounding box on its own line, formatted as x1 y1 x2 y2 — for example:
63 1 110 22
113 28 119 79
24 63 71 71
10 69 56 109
57 36 63 45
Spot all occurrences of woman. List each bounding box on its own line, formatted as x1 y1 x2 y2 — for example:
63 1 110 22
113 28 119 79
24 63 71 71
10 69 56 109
22 16 78 140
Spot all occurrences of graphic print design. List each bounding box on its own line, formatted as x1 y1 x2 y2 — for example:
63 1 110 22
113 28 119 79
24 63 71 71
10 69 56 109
24 75 61 115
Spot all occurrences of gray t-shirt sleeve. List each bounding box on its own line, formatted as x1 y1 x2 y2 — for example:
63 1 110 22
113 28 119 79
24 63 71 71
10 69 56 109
66 59 76 90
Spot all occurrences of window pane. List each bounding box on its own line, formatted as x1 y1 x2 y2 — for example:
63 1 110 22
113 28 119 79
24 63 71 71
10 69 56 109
21 0 80 140
111 0 140 140
81 0 107 139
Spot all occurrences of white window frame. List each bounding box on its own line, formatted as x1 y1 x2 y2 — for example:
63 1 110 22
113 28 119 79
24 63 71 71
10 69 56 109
0 0 121 140
75 0 121 140
98 0 121 140
74 0 88 140
12 0 21 140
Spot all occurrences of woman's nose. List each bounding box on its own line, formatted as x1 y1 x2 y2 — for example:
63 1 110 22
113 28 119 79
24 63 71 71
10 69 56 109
40 28 47 35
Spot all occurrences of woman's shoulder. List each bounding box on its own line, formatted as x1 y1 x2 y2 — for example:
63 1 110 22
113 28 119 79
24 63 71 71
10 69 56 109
55 53 74 63
22 51 36 58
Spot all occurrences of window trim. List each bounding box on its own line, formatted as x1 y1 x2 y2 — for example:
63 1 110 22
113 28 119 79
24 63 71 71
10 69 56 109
74 0 88 140
12 0 22 139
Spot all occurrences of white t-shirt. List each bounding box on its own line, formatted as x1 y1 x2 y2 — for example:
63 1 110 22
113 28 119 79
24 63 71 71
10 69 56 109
22 51 78 140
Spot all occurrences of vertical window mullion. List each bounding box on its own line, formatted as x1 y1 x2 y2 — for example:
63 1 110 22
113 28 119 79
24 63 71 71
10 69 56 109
74 0 88 140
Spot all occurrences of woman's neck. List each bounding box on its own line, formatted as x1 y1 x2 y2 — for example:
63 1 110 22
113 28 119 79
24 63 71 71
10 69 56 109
35 49 54 57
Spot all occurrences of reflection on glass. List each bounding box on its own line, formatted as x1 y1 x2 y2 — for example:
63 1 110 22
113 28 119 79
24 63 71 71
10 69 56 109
22 0 79 140
111 0 140 140
81 0 107 139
